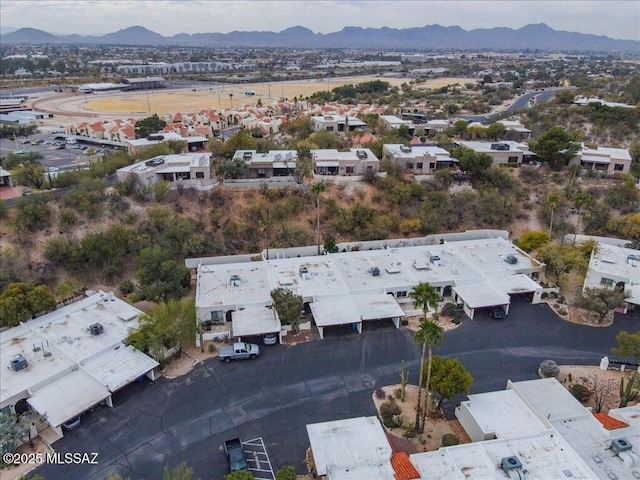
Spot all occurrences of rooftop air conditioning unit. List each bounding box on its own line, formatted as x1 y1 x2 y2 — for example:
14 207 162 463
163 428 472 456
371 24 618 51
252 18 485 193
89 323 104 336
371 267 380 277
491 143 509 151
504 255 518 265
430 255 442 266
299 267 310 279
611 438 633 455
356 150 368 159
400 146 412 153
501 456 522 474
230 275 241 287
10 355 28 372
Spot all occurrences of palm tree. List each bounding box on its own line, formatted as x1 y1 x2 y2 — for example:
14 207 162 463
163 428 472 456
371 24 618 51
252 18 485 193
573 190 593 238
546 192 560 235
409 282 442 431
416 320 445 431
310 182 326 254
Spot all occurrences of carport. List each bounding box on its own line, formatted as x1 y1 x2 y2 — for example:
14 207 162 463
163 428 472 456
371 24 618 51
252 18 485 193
231 305 282 343
309 295 361 339
452 280 510 319
27 369 111 437
489 273 544 304
352 293 405 330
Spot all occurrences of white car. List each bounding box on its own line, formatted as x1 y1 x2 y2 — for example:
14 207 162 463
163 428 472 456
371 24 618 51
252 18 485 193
263 333 278 345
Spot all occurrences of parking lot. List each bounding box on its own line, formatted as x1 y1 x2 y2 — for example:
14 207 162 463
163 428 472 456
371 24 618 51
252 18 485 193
242 437 275 480
0 132 121 170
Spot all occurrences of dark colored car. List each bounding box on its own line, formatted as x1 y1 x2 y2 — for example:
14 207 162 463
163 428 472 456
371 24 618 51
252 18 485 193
489 307 507 319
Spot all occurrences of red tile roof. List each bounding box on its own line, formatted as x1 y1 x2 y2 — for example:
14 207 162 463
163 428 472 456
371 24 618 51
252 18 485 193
593 413 629 430
120 126 135 138
391 452 420 480
89 122 104 132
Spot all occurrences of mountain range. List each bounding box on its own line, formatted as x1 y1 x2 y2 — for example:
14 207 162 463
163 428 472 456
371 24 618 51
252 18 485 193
1 24 638 53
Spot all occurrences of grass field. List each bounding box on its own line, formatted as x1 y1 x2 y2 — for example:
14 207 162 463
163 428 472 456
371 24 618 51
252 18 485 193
84 76 477 114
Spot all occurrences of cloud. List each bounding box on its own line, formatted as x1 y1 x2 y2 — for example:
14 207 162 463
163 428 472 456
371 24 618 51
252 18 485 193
1 0 638 40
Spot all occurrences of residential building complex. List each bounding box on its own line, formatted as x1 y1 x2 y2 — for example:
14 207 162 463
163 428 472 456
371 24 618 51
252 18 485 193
0 291 158 437
116 152 212 187
311 115 367 136
192 235 546 341
306 378 640 480
383 144 459 174
454 140 536 166
570 145 633 175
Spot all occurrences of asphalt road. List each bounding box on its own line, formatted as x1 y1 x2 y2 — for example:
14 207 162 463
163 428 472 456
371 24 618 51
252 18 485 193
35 298 636 480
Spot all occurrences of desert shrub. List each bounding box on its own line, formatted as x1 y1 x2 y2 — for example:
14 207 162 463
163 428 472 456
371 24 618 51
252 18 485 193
375 388 386 399
401 318 409 326
418 434 426 445
275 466 296 480
119 279 135 295
451 316 462 325
403 429 417 438
442 433 460 447
394 388 403 400
539 360 560 378
380 401 402 428
441 303 457 316
570 383 592 403
208 343 216 353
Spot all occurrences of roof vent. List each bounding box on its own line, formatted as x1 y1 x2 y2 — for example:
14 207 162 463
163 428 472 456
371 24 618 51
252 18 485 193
430 255 442 266
299 266 310 280
89 323 104 336
371 266 380 277
356 150 368 159
385 264 401 274
611 438 633 455
10 354 28 372
501 456 522 474
400 145 412 153
491 143 509 151
230 274 241 287
504 255 518 265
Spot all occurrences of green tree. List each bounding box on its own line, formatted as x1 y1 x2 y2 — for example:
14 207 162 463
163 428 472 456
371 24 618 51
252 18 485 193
573 190 594 236
611 331 640 364
428 356 473 408
162 462 194 480
0 411 32 454
516 230 551 252
529 126 580 170
14 194 51 231
486 122 506 140
225 471 254 480
606 213 640 241
311 182 326 254
270 287 304 333
134 114 166 139
575 287 630 323
137 246 191 301
216 158 248 179
535 242 588 286
453 148 492 177
12 159 45 189
275 465 296 480
292 147 313 184
0 282 56 328
409 282 442 432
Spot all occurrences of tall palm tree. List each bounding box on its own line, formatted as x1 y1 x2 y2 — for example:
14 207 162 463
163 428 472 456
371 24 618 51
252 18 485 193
573 190 593 239
546 192 560 235
310 182 326 254
417 320 445 431
409 282 442 431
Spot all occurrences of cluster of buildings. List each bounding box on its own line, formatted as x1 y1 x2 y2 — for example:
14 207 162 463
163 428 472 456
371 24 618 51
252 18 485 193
306 377 640 480
192 234 548 343
115 61 257 75
0 291 159 438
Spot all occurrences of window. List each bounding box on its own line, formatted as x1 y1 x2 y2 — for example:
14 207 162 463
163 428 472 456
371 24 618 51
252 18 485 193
600 277 614 286
195 171 204 179
406 162 414 169
429 163 436 170
345 166 354 174
508 156 518 164
417 162 423 169
396 291 407 298
613 164 624 171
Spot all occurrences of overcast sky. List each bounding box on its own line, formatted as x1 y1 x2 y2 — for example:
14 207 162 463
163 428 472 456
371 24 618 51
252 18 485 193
2 0 639 41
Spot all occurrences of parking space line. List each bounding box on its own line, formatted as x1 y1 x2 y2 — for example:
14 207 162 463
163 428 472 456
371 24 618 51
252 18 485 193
242 437 275 480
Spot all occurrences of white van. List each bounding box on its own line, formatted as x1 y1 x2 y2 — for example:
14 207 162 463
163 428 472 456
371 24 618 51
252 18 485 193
66 137 77 145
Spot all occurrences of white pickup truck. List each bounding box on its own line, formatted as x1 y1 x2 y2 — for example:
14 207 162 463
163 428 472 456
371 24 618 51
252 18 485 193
218 342 260 362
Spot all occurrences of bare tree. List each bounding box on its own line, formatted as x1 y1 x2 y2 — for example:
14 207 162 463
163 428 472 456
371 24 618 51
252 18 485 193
586 372 618 413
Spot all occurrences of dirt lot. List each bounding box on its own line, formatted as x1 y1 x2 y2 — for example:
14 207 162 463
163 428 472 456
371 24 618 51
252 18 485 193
48 76 476 115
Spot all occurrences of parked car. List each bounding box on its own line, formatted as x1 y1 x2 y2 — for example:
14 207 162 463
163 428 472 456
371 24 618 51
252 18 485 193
489 307 507 319
263 333 278 345
224 438 248 472
218 342 260 362
62 415 81 430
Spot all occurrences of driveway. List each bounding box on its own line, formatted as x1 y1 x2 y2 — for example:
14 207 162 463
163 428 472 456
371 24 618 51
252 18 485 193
35 300 635 479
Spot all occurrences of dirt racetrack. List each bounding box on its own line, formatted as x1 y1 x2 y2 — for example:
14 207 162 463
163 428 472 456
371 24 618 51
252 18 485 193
32 76 477 118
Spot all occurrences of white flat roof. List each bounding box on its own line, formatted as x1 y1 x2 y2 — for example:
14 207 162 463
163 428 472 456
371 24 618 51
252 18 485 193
352 292 405 320
461 389 550 439
80 344 158 392
28 369 110 427
489 273 543 294
196 262 271 308
306 416 392 477
453 279 510 309
231 305 280 337
309 295 361 327
411 431 598 480
265 256 349 298
509 378 588 421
